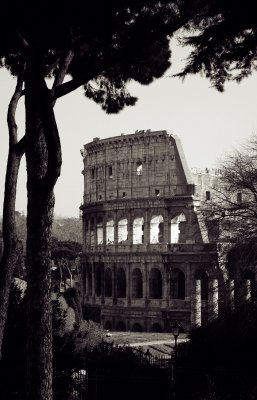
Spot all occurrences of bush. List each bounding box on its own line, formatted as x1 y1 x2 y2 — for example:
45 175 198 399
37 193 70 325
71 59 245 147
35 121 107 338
176 302 257 400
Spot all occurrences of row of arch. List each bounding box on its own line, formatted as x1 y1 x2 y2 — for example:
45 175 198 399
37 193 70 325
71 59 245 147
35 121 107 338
104 320 164 332
84 265 213 300
84 213 187 246
104 320 185 333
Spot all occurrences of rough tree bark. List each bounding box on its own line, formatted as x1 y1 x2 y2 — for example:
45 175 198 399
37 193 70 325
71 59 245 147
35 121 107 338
0 74 24 357
25 51 73 400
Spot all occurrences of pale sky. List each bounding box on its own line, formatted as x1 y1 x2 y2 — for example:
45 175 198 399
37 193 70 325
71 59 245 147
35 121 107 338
1 38 257 217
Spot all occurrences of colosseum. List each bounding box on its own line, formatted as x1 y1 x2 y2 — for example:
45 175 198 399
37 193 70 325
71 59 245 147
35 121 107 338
80 129 222 333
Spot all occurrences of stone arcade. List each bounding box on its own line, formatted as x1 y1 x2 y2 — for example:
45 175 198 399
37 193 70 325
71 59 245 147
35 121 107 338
80 130 223 332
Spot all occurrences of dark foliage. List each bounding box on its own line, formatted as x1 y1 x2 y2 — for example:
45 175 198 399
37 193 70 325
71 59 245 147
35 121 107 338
1 284 170 400
0 282 26 400
177 0 257 90
83 343 170 400
51 239 82 260
176 302 257 400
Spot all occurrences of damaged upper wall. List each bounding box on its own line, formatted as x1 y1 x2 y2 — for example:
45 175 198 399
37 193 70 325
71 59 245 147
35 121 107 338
82 130 195 204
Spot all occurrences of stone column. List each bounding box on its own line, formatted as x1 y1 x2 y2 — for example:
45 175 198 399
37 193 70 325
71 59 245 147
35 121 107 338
103 216 107 247
88 217 91 247
101 263 105 304
208 279 219 322
94 214 97 250
167 217 171 245
127 210 133 246
163 264 169 307
114 211 118 249
143 262 149 307
227 278 234 309
191 279 201 327
112 264 117 305
127 263 131 306
144 210 150 245
185 262 191 300
163 211 169 245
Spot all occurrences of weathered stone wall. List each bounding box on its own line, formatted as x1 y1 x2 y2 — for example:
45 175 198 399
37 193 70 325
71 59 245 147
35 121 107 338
80 130 221 332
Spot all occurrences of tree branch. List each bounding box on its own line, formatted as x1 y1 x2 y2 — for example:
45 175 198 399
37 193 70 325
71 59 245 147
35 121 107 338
0 71 24 357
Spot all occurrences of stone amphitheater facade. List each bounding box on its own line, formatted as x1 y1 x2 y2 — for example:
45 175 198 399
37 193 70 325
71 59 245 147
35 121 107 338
80 130 221 333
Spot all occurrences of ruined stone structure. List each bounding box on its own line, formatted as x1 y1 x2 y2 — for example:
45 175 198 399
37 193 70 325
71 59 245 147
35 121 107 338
80 130 222 333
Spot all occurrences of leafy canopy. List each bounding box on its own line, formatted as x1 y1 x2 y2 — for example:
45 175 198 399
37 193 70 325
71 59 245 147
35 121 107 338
177 0 257 90
0 0 199 113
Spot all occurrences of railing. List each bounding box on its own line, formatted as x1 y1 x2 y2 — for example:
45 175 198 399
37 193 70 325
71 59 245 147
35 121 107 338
55 347 172 400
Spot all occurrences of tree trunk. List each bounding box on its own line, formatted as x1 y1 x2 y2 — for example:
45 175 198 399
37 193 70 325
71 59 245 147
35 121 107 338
0 75 24 357
25 54 61 400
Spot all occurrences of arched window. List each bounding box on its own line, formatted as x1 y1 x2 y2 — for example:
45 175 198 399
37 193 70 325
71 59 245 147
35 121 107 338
150 215 164 244
116 321 126 331
132 268 143 298
132 323 142 332
171 213 186 243
133 217 144 244
97 217 103 245
106 219 114 244
170 269 185 299
149 268 162 298
104 321 112 331
118 218 128 243
117 268 126 298
151 323 163 333
136 161 142 175
96 266 102 297
87 267 92 296
104 268 112 297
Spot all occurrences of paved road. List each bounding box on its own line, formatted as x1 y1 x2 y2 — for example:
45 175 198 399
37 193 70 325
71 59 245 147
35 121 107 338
127 338 189 347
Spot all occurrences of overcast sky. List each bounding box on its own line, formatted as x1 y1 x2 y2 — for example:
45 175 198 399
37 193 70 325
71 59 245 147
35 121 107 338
1 38 257 217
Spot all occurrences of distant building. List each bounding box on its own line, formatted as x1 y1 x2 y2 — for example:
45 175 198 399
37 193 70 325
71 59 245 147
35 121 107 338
79 130 231 332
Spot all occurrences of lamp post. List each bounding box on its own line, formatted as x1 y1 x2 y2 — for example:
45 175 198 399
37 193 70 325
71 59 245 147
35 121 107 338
172 320 180 361
171 320 180 400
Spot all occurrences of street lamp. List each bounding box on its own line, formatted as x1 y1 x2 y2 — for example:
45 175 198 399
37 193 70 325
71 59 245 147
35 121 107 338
172 320 180 361
171 320 180 400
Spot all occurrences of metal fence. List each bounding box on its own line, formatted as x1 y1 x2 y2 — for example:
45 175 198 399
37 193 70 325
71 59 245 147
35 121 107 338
56 348 173 400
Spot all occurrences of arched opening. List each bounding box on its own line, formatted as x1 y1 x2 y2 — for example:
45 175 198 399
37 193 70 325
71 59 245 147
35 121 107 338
118 218 128 243
104 321 112 331
106 219 114 244
116 321 126 331
150 215 164 244
151 323 163 333
170 213 186 243
97 217 103 244
195 269 209 300
87 268 92 296
133 217 144 244
104 268 112 297
132 268 143 298
132 323 142 332
170 269 185 299
117 268 126 298
149 268 162 299
96 266 102 297
136 161 142 175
